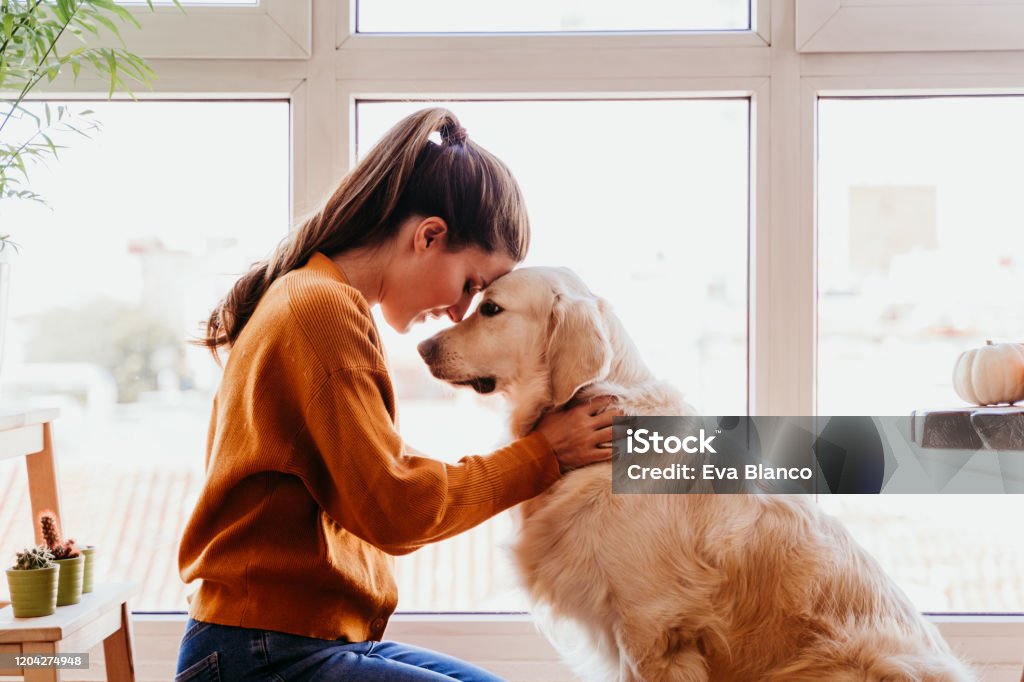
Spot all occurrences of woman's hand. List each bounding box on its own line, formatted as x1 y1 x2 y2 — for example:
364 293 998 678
533 396 623 473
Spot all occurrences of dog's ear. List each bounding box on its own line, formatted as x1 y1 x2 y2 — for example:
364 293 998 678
547 292 613 407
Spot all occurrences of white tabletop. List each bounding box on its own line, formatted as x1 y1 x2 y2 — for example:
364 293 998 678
0 408 60 432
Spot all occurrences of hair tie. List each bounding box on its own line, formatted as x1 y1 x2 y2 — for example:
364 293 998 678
440 123 469 146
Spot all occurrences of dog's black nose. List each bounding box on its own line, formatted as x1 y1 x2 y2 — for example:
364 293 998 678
417 338 439 364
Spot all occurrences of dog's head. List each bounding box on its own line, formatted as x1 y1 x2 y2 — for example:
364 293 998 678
417 266 613 408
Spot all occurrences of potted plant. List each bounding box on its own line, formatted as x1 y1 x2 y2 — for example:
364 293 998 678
39 512 83 606
0 0 182 374
80 543 96 593
5 545 58 617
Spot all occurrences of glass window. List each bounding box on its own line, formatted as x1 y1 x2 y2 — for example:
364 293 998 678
358 99 749 608
818 97 1024 415
817 96 1024 611
357 0 750 33
0 100 290 611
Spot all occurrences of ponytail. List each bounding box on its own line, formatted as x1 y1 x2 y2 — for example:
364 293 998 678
196 107 530 362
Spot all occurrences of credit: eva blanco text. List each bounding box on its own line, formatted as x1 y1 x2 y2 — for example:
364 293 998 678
622 428 813 481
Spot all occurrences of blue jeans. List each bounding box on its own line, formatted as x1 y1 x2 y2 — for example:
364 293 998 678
175 618 506 681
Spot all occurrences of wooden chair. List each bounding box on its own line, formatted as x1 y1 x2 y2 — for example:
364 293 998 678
0 409 137 681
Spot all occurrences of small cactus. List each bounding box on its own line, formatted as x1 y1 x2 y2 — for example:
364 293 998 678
40 512 60 547
38 511 80 560
51 539 79 560
13 546 55 570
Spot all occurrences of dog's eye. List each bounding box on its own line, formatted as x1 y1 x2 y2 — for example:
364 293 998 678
479 301 503 317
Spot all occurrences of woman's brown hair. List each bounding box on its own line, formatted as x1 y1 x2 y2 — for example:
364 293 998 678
197 107 530 361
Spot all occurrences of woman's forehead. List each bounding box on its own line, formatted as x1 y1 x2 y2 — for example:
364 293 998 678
464 248 516 284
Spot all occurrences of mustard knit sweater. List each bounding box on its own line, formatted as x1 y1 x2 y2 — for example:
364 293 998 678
178 252 560 641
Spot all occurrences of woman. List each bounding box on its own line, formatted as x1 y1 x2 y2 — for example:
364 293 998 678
175 108 620 681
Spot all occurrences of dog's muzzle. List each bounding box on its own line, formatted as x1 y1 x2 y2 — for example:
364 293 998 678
417 338 440 365
416 338 496 393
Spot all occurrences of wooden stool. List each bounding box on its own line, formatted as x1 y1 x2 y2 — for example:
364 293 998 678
0 409 137 681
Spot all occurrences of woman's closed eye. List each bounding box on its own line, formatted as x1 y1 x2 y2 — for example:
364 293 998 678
463 280 482 296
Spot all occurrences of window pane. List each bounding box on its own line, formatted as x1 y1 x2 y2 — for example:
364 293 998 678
358 99 748 609
357 0 749 33
0 101 289 611
819 97 1024 416
817 97 1024 611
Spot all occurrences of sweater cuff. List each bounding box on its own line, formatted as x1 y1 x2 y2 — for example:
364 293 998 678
489 431 561 508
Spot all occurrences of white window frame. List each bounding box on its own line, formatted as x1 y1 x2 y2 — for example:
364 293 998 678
796 0 1024 53
23 0 1024 675
89 0 311 58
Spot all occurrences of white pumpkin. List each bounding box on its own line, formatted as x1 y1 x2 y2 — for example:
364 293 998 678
953 340 1024 406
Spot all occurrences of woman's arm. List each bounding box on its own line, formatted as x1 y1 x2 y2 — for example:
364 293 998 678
288 365 561 555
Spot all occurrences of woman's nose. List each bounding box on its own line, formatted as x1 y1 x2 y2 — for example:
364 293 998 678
447 295 473 323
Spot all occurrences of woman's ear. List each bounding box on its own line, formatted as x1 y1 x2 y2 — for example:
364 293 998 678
414 216 449 252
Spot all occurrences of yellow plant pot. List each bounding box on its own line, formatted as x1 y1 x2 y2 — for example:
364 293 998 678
54 556 84 606
5 566 58 618
80 546 96 594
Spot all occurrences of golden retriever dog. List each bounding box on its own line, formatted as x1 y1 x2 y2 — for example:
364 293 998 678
417 267 975 682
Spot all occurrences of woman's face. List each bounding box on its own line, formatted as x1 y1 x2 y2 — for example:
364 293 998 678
381 216 518 334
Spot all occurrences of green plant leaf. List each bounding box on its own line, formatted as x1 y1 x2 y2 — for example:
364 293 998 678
76 16 100 37
89 13 122 45
90 0 141 30
51 0 68 24
41 133 57 156
105 49 116 98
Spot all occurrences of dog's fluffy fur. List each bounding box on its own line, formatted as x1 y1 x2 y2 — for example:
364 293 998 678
418 266 975 681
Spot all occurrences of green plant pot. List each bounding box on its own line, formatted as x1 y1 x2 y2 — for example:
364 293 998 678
54 555 84 606
5 566 58 618
80 546 96 594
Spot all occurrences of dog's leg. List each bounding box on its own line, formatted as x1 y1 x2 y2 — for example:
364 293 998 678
614 624 710 682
